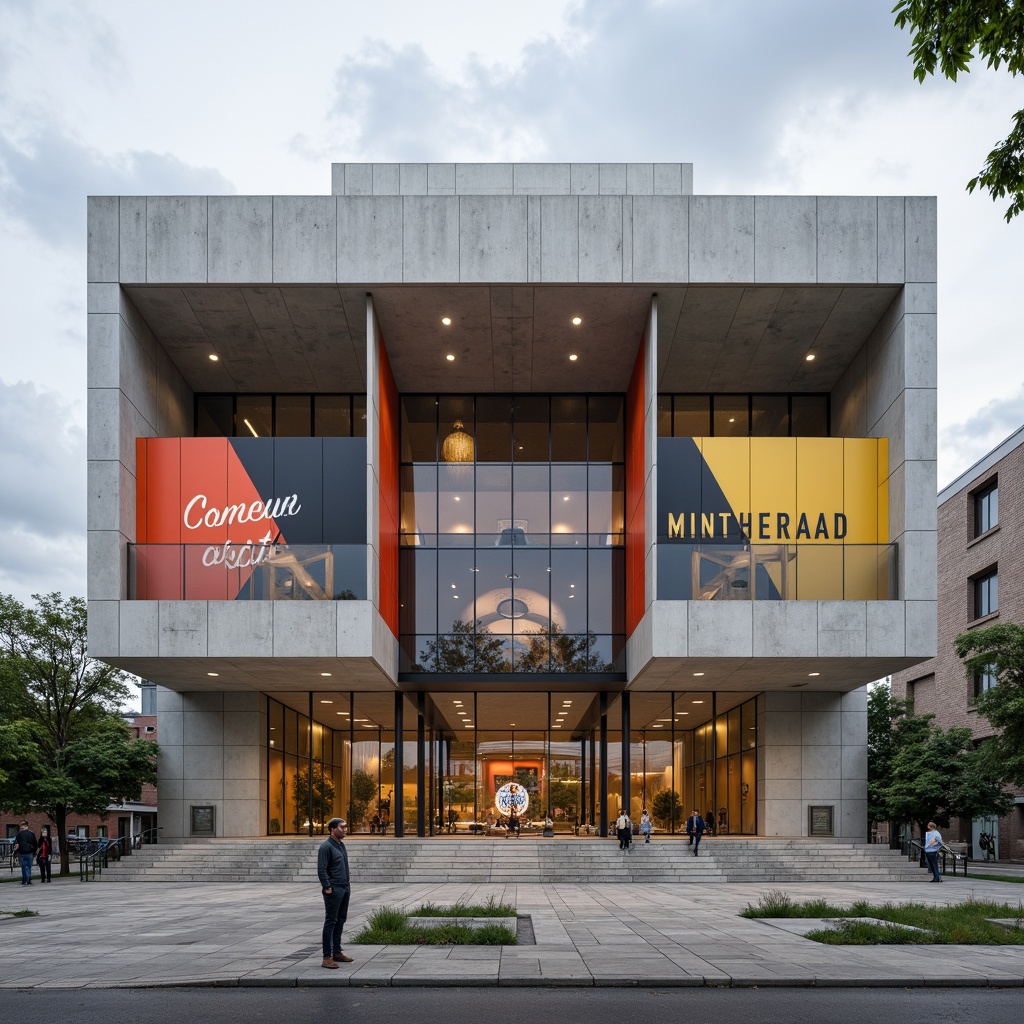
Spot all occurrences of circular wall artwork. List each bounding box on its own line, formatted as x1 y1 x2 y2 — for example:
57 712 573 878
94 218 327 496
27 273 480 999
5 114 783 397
494 782 530 817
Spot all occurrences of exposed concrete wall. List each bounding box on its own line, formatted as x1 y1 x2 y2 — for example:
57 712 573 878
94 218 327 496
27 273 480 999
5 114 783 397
758 688 868 840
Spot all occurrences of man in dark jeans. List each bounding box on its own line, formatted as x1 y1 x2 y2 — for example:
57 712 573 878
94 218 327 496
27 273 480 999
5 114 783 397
685 809 705 857
317 818 353 968
14 821 37 885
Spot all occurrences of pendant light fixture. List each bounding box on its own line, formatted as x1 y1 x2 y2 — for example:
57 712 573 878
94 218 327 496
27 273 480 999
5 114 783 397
441 419 474 463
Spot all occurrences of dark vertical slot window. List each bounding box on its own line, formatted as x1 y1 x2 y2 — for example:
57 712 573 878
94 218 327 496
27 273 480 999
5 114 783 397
353 395 368 437
974 569 998 618
315 395 351 438
751 395 788 437
790 395 828 436
588 396 624 461
402 396 438 462
276 395 312 437
475 396 511 462
974 483 998 536
513 396 549 462
196 395 234 437
236 395 273 438
713 395 749 437
552 396 587 459
673 395 711 437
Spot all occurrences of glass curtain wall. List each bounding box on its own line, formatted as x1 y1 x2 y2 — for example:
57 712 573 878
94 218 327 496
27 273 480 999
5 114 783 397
656 394 830 437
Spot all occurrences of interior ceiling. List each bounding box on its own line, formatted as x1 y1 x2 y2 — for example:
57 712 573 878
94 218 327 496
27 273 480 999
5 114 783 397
125 283 900 397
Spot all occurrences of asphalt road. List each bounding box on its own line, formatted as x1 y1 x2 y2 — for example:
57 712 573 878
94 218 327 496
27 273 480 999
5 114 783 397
4 987 1020 1023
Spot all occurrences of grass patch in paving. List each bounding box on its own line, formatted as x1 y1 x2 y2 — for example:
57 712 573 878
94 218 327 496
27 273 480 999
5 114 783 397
352 905 517 945
0 909 39 918
410 896 516 918
741 888 1024 944
967 872 1024 884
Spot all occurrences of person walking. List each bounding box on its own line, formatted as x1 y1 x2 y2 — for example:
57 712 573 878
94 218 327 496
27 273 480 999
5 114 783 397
639 809 653 843
37 826 55 883
924 821 943 882
685 809 705 857
317 817 353 968
616 809 632 850
14 821 37 886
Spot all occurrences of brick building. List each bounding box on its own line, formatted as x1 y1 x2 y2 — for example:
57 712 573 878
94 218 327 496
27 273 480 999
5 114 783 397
891 424 1024 860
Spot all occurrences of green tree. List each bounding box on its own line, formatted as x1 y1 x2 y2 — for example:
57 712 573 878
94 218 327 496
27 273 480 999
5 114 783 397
417 619 510 672
867 681 911 832
0 593 158 874
876 711 1012 839
955 622 1024 786
290 762 336 832
348 768 377 830
517 625 615 673
651 788 683 828
894 1 1024 220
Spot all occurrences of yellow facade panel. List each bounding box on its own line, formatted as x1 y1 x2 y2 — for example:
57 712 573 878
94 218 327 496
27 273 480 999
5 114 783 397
699 437 751 522
842 439 879 544
750 438 796 543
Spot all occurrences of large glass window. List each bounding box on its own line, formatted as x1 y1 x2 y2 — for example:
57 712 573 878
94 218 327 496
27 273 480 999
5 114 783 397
974 569 998 618
196 393 365 437
658 393 830 437
400 395 626 675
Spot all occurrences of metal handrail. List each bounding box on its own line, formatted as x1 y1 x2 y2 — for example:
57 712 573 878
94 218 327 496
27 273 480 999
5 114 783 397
901 836 969 877
79 827 162 881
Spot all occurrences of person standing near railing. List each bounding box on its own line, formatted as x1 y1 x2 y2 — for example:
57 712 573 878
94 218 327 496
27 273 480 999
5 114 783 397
14 821 37 886
37 826 55 883
924 821 943 883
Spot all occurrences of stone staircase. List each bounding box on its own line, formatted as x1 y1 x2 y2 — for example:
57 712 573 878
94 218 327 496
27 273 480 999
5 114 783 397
99 837 922 884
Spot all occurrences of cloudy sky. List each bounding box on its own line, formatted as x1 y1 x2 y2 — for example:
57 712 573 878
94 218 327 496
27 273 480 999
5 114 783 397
1 0 1022 604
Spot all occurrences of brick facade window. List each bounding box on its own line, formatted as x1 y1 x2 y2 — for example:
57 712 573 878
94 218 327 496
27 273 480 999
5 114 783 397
974 667 998 697
974 481 998 536
973 568 999 618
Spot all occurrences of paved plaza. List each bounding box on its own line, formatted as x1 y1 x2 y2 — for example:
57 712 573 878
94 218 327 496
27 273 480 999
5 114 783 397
2 873 1023 989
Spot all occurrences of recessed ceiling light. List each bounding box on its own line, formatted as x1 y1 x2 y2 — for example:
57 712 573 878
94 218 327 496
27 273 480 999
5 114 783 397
320 672 332 677
809 672 820 677
320 700 333 704
208 353 219 362
446 353 455 361
441 316 452 326
692 700 704 704
693 672 705 677
552 724 561 728
805 353 815 361
569 354 578 362
652 724 663 728
510 722 515 727
571 316 582 326
207 672 219 677
676 712 689 716
338 711 349 715
354 718 368 722
465 723 473 728
563 496 570 502
451 583 456 589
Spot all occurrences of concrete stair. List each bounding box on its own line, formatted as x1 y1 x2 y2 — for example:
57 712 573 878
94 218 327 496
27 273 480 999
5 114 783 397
99 837 922 884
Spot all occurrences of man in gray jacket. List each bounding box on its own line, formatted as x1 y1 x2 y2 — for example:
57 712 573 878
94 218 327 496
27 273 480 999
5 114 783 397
317 817 353 968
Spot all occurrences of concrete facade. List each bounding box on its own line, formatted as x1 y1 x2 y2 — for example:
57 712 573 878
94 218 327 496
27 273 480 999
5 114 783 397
86 163 937 844
891 425 1024 859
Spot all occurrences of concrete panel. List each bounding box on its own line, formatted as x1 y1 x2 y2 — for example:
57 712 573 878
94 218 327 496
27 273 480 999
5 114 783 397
458 196 527 282
763 799 802 836
578 196 622 282
337 601 373 656
752 601 817 657
801 780 842 801
570 164 599 195
456 163 513 195
273 602 338 657
816 197 877 283
221 779 260 801
272 197 336 283
763 743 801 778
224 691 263 713
87 459 120 531
513 164 570 194
904 314 937 388
905 282 937 314
653 164 683 196
905 196 937 282
841 779 866 801
208 196 273 283
184 781 223 802
762 690 801 713
331 163 345 196
399 163 428 195
119 600 159 658
877 196 905 283
680 165 694 194
902 530 937 601
427 164 456 195
337 197 403 283
800 691 842 714
633 196 689 282
87 197 119 282
764 711 802 747
626 163 654 195
802 712 842 746
598 164 626 195
344 164 372 196
754 196 816 282
87 599 119 657
159 748 185 791
689 196 754 283
183 744 224 779
905 458 938 532
223 711 262 746
157 798 185 839
763 778 802 801
119 320 159 429
87 282 120 314
88 530 126 601
905 386 938 462
817 601 867 657
181 709 223 748
119 197 147 283
802 744 842 779
905 599 937 657
158 710 184 747
402 196 460 282
224 745 261 780
540 196 579 281
84 311 116 387
651 600 687 657
841 687 868 713
621 195 633 283
842 715 868 755
222 800 261 836
185 691 226 714
839 799 868 839
688 602 752 657
372 164 400 195
866 601 906 657
158 601 208 657
147 197 208 283
527 195 541 282
208 602 274 658
156 686 183 712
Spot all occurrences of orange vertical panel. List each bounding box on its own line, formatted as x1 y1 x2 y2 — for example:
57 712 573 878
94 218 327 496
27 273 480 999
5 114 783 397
179 438 231 544
135 438 148 543
625 334 646 636
378 334 400 636
146 438 182 544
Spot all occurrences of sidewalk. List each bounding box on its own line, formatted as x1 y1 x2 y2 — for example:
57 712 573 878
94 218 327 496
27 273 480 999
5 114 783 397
1 875 1023 989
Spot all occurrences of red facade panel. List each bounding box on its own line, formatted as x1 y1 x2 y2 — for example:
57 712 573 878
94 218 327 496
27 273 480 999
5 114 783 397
378 336 400 637
625 335 646 636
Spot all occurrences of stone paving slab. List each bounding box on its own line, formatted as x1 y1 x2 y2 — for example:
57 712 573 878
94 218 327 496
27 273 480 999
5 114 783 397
2 875 1024 988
